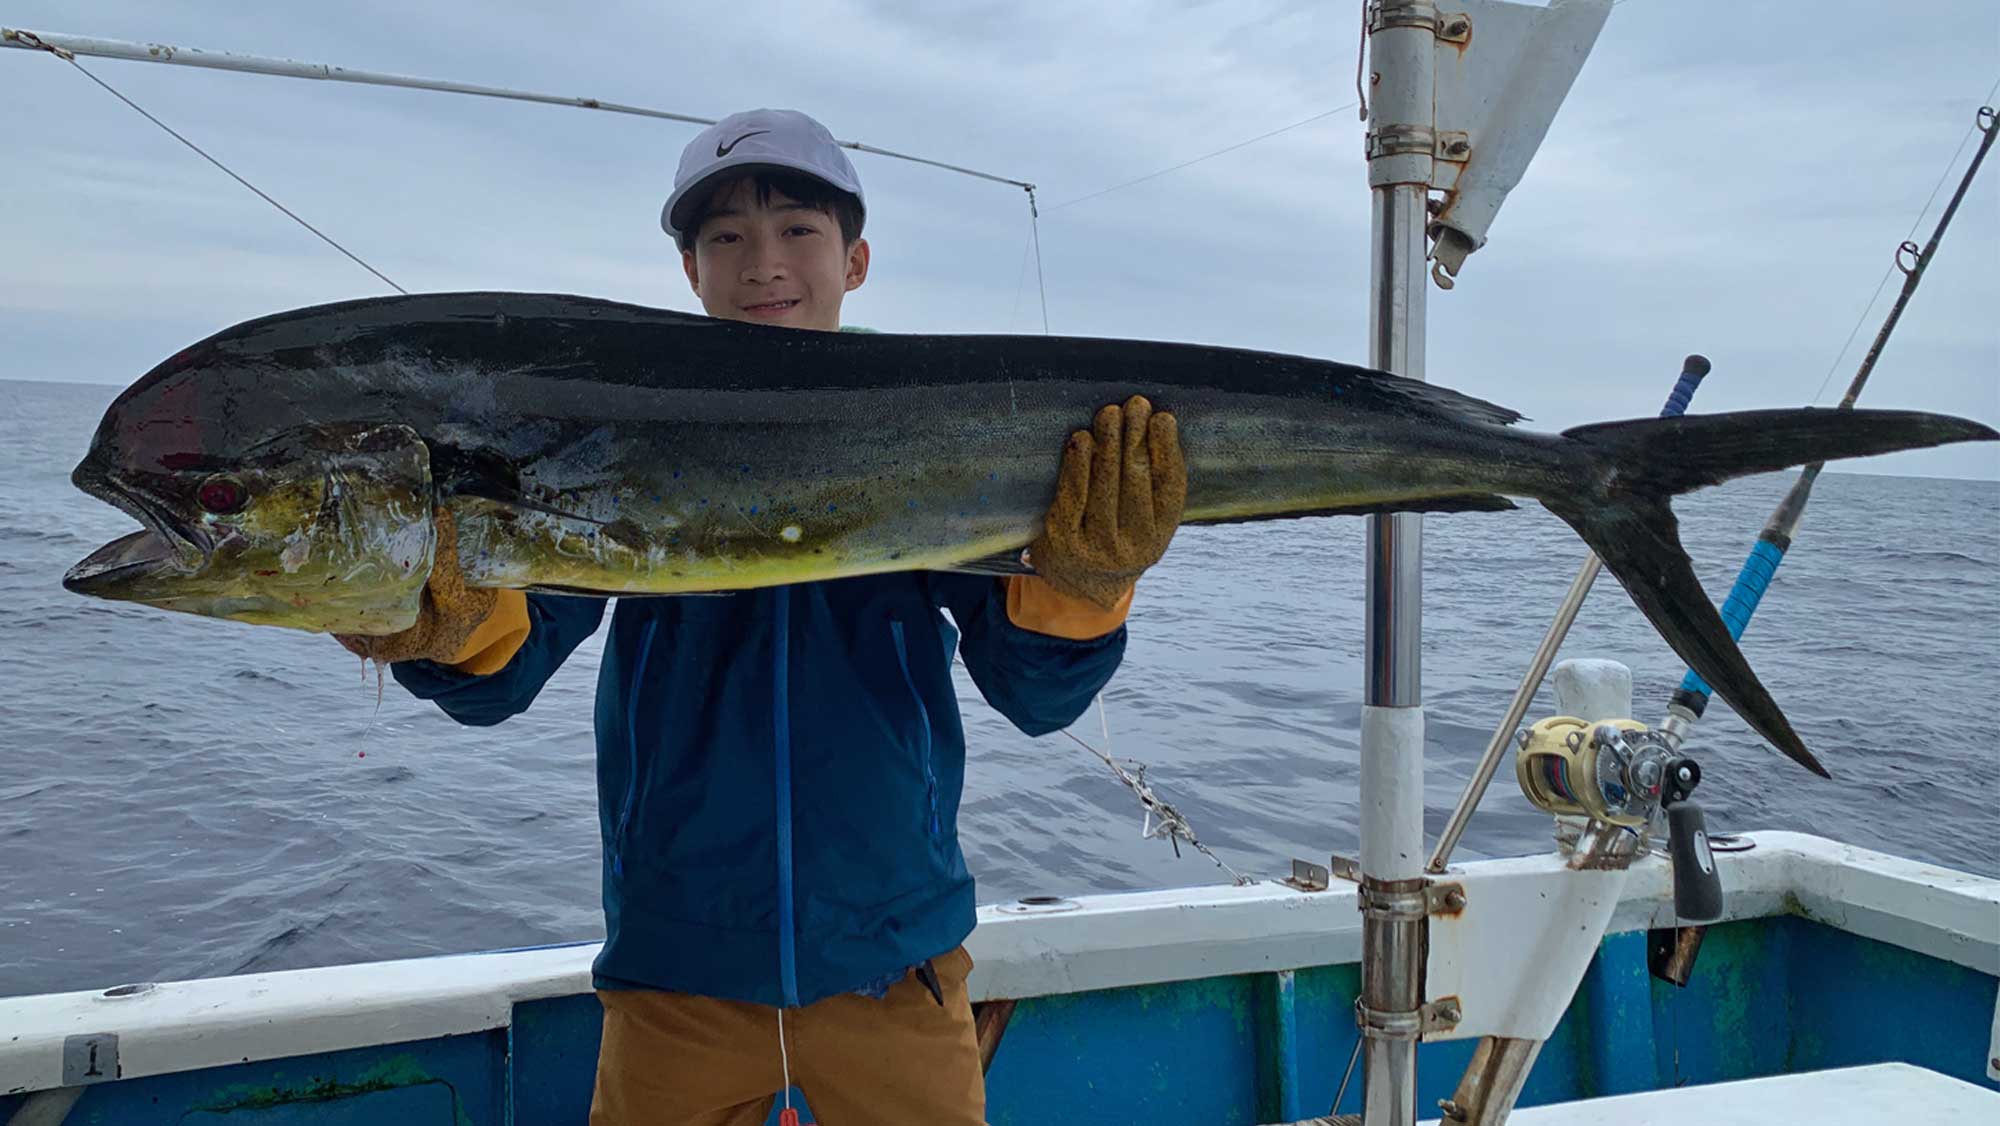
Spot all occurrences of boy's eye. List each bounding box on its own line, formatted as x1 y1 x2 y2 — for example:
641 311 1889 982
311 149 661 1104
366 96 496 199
786 225 818 237
709 231 741 244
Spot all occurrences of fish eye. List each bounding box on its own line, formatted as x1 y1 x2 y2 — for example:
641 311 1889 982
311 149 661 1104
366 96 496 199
197 476 248 515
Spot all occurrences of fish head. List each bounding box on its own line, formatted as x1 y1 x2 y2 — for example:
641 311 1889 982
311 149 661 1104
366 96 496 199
66 348 436 634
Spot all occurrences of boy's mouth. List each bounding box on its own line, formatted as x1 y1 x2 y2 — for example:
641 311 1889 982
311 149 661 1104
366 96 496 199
740 298 802 319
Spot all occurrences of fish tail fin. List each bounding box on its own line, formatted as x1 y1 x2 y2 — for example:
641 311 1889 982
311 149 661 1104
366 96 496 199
1543 408 1997 778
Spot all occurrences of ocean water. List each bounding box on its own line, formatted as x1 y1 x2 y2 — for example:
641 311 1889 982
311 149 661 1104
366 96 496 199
2 376 1995 998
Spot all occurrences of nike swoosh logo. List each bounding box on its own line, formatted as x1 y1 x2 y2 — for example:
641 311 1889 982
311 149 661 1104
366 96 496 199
716 130 770 157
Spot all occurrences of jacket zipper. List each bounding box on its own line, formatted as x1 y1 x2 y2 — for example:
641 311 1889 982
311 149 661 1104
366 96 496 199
773 588 800 1007
611 618 660 880
891 620 941 839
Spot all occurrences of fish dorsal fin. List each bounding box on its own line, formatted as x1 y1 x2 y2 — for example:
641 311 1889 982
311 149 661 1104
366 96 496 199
1341 371 1525 428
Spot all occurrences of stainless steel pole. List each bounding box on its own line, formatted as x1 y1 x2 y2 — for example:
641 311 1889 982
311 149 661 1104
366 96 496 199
1360 3 1435 1124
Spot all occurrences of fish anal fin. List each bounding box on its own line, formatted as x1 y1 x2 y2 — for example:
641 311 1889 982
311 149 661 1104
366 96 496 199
937 548 1036 577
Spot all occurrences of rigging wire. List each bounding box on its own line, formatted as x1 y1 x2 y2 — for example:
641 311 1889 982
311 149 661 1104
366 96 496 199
11 31 407 294
1046 103 1357 213
1011 101 1358 330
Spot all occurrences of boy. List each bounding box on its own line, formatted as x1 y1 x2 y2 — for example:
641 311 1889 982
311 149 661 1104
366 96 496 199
346 108 1185 1125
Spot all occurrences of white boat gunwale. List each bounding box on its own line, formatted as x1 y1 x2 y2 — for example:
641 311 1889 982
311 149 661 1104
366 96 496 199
3 830 1993 1097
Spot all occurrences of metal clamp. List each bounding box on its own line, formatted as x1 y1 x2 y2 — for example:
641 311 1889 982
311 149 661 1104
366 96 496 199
1427 881 1468 916
1356 995 1464 1040
1358 879 1466 919
1366 124 1437 160
1356 998 1425 1042
1359 883 1430 921
1423 995 1465 1034
1371 0 1441 32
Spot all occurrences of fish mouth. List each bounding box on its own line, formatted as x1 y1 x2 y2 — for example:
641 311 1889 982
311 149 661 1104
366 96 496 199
63 527 186 595
66 463 210 593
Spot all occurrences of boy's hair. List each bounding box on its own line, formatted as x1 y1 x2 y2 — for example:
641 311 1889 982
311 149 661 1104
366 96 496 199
675 169 865 253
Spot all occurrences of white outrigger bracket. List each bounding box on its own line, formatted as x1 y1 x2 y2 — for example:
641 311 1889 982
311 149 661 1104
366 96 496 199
1357 2 1610 1124
1424 0 1614 288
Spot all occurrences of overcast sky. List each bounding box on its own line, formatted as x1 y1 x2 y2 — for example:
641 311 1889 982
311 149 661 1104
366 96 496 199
3 0 1995 477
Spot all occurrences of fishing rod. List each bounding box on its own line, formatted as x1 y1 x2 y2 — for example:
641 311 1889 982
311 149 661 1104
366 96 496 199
1426 355 1712 876
1427 99 1997 887
1660 102 1998 744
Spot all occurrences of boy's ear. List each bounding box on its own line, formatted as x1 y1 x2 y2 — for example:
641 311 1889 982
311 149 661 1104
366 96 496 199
844 237 870 293
682 248 701 294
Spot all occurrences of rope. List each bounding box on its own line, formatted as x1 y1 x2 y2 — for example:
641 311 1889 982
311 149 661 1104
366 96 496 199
951 656 1249 884
13 31 406 294
1058 697 1253 886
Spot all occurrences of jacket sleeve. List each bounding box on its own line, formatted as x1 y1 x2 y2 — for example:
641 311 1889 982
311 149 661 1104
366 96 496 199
927 573 1128 737
390 592 608 726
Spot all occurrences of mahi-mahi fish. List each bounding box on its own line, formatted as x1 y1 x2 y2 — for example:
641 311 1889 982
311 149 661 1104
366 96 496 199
63 292 1998 776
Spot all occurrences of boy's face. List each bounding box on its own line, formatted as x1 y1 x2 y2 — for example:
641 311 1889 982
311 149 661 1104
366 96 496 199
681 178 868 332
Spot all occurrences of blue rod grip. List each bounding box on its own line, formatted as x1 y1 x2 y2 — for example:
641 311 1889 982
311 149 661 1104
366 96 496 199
1678 537 1787 700
1659 355 1710 418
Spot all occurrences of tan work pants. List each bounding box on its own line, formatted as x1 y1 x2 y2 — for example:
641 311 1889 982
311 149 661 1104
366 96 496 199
589 946 986 1126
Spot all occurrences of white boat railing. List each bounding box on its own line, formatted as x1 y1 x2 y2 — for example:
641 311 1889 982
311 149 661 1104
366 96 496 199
2 832 1992 1099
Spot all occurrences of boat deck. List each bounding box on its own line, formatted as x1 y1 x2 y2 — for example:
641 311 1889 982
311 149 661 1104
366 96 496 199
1430 1063 2000 1124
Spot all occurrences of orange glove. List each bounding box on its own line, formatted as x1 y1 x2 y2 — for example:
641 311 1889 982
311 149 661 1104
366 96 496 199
1028 394 1187 611
335 508 522 669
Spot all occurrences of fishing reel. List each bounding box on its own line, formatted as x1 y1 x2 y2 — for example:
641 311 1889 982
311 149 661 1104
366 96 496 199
1516 716 1722 923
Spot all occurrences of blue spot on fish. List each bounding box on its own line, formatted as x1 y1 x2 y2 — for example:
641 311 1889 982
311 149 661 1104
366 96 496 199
827 504 838 513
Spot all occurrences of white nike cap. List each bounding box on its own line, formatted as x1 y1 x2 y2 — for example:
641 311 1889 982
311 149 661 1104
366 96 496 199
661 108 866 241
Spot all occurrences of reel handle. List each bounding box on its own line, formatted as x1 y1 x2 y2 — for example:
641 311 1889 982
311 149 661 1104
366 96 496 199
1665 799 1723 924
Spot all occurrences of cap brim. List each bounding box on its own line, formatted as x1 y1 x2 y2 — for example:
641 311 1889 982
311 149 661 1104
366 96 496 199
661 157 863 239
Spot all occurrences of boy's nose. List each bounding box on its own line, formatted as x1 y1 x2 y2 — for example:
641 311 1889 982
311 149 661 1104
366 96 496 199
740 248 788 284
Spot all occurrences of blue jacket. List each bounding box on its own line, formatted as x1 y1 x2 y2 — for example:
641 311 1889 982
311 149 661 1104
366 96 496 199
393 572 1124 1007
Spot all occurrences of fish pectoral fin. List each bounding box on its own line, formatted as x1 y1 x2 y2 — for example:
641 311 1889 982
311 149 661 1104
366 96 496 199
451 486 607 526
430 443 607 526
1183 492 1517 527
935 548 1037 577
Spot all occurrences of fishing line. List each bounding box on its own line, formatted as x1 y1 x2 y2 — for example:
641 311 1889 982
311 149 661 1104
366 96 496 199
1008 229 1037 333
14 32 408 295
1028 188 1050 334
1044 104 1358 214
1012 103 1354 332
1811 76 2000 405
